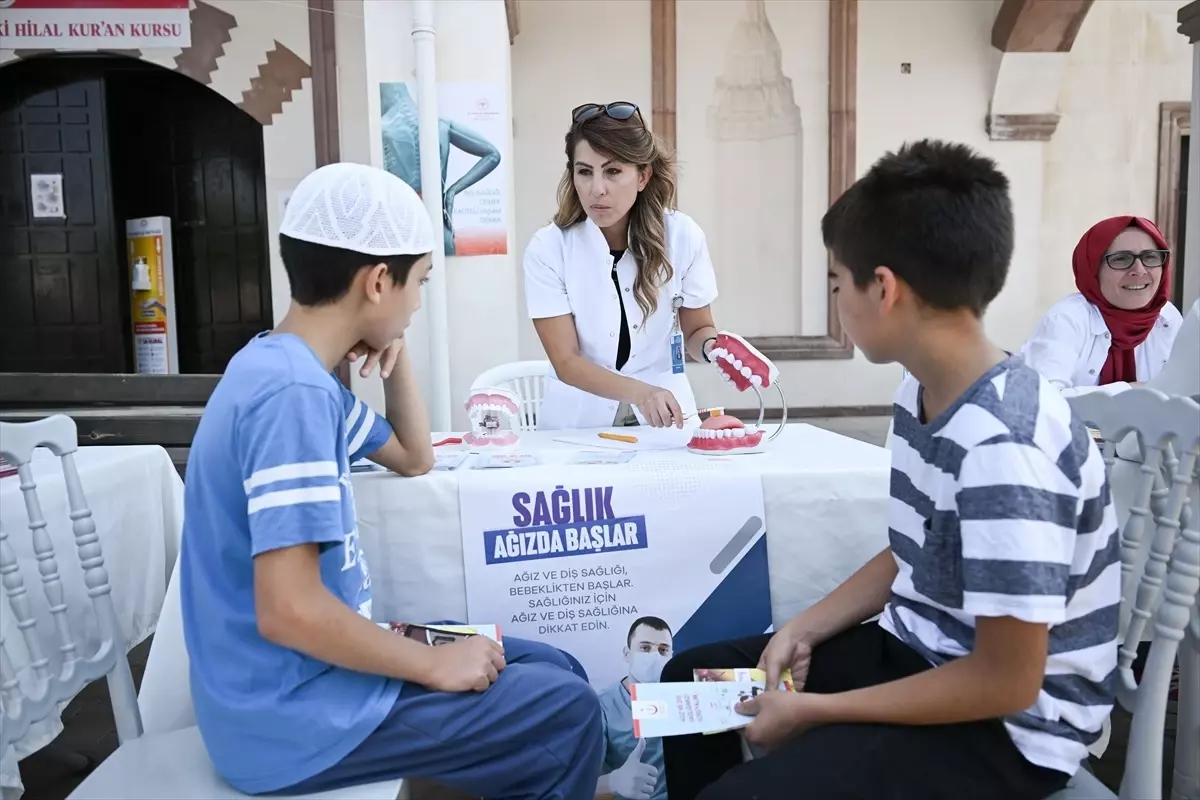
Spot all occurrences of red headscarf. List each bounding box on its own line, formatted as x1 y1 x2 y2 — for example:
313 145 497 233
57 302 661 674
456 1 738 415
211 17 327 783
1072 216 1171 385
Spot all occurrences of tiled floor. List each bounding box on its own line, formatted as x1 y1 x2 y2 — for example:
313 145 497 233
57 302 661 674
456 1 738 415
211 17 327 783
17 418 1176 799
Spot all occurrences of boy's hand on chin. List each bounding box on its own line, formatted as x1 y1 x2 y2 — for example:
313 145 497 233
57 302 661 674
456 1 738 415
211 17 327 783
739 691 820 751
347 336 405 379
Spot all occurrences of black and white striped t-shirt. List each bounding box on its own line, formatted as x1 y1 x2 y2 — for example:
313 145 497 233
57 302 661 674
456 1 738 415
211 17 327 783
881 356 1119 775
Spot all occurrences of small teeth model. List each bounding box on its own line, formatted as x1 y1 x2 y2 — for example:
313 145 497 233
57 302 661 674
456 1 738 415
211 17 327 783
464 388 521 449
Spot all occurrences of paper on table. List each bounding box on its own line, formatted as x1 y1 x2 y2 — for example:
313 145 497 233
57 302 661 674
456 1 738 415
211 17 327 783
473 453 541 469
564 450 637 465
630 681 757 737
434 452 470 471
553 427 693 452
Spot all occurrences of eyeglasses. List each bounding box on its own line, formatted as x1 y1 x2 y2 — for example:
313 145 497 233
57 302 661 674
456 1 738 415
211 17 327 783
1103 249 1169 271
571 102 644 127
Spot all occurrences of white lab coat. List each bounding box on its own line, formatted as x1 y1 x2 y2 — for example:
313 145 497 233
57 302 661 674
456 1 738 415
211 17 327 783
1019 293 1181 396
523 210 719 430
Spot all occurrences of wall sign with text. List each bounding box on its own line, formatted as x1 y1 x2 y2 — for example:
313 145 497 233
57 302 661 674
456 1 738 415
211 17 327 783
0 0 191 50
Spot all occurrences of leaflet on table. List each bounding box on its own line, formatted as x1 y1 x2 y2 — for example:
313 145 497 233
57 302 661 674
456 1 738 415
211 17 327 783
380 622 503 645
563 450 637 465
552 426 693 452
473 453 540 469
435 452 471 471
630 681 757 737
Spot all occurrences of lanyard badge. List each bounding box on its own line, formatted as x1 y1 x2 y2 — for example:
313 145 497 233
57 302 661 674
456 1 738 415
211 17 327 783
670 294 685 374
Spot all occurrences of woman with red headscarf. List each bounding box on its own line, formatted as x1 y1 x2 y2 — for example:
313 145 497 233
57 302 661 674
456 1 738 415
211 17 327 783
1020 216 1181 395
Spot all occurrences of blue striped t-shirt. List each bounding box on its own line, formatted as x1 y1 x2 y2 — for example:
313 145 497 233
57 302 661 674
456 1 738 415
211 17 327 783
180 332 396 793
880 356 1119 775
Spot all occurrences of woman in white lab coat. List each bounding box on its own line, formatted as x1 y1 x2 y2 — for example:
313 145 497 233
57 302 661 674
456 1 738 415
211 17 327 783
524 102 721 430
1021 215 1181 395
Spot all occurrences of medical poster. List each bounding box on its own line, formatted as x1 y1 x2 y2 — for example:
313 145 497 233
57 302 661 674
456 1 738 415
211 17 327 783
125 216 178 374
459 462 771 799
379 81 508 257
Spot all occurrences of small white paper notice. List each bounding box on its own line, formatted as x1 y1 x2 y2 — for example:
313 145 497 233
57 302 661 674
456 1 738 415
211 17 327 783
31 174 64 219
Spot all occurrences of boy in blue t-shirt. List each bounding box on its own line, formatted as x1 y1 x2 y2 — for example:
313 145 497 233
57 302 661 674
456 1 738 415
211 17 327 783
180 162 603 797
660 141 1119 800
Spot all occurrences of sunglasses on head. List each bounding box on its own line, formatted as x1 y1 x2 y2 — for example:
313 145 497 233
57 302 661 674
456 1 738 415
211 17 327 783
1103 249 1168 271
571 102 644 127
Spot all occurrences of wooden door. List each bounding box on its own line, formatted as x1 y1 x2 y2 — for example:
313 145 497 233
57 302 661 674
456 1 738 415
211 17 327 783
0 62 125 373
107 62 272 375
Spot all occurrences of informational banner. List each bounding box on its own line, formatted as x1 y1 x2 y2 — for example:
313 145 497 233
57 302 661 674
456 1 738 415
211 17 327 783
460 462 772 799
126 216 178 374
0 0 191 49
379 81 508 257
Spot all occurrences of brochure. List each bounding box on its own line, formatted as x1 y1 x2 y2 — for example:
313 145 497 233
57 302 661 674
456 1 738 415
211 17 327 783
630 681 757 738
473 453 540 469
694 667 795 734
564 450 637 465
434 452 471 471
382 622 502 646
694 667 795 693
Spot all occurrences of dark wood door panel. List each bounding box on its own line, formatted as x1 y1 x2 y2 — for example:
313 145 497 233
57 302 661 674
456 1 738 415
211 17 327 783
0 63 124 373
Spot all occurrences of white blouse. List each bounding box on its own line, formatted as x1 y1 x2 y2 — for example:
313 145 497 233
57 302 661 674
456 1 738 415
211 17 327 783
523 210 719 429
1020 293 1181 397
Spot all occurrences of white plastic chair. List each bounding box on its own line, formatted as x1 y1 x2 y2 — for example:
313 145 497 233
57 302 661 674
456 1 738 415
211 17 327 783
1052 388 1200 800
0 415 405 800
469 360 552 432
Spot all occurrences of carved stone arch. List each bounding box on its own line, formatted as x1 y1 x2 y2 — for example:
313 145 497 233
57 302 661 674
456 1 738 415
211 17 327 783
986 0 1095 142
5 0 312 127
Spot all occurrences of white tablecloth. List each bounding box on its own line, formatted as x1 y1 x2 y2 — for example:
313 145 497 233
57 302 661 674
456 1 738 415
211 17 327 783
354 424 892 630
136 423 892 739
1 445 184 800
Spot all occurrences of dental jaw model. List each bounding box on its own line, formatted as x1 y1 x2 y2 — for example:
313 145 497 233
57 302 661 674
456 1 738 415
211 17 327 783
688 332 787 455
464 387 521 449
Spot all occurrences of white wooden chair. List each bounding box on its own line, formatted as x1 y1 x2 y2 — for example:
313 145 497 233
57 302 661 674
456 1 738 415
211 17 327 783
469 361 552 432
0 415 406 800
1054 388 1200 800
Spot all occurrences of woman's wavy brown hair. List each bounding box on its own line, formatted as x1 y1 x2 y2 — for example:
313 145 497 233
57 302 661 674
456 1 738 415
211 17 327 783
553 114 678 320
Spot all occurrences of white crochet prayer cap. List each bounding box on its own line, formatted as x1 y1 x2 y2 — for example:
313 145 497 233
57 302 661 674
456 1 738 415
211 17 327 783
280 162 435 256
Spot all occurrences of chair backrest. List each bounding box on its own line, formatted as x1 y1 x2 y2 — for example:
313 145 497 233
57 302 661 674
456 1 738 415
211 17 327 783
1067 388 1200 800
0 415 143 754
469 361 552 432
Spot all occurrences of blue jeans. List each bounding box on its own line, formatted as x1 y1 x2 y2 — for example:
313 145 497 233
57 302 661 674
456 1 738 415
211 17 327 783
275 636 603 799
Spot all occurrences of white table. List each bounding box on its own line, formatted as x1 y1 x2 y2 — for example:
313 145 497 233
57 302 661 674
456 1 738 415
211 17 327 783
1 446 184 800
353 424 892 630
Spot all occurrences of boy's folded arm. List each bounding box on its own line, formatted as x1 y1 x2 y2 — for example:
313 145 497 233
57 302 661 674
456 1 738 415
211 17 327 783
807 615 1049 726
254 543 439 683
789 547 897 645
357 347 434 477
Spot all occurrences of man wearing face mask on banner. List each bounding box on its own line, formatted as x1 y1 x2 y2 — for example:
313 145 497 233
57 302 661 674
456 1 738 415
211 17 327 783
598 617 674 800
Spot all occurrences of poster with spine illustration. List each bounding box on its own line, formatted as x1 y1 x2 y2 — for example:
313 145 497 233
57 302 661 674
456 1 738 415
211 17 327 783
459 462 771 799
379 81 508 257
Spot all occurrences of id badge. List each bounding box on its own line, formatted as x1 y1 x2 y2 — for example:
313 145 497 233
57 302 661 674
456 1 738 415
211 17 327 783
670 331 685 374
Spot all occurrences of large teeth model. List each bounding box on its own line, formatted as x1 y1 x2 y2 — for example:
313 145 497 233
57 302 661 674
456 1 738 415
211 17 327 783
686 414 765 454
463 387 521 448
708 331 779 392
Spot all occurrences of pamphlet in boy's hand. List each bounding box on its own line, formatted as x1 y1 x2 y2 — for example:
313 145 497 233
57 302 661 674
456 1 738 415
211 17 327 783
382 622 502 646
630 681 758 738
694 667 795 693
693 667 795 734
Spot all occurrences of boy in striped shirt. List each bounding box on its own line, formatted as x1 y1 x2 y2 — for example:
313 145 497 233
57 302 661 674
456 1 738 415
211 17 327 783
661 140 1119 800
179 163 602 797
